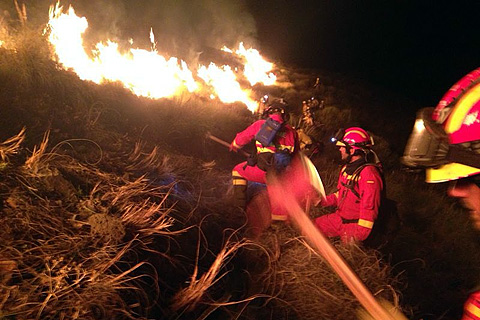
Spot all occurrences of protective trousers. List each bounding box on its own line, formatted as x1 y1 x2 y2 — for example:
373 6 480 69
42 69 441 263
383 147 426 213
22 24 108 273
232 161 266 209
232 169 248 209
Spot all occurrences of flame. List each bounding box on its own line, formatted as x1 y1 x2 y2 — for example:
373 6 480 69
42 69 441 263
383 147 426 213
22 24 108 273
198 63 257 111
46 4 197 98
44 3 278 112
222 42 277 86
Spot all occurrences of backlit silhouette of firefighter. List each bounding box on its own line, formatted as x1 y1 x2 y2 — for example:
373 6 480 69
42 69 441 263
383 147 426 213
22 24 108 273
298 97 324 157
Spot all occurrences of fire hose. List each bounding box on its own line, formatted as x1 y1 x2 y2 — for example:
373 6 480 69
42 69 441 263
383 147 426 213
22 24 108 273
206 132 406 318
267 154 407 320
205 132 250 157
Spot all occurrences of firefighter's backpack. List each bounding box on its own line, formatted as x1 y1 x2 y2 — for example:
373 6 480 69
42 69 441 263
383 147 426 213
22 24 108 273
347 163 401 249
255 117 283 147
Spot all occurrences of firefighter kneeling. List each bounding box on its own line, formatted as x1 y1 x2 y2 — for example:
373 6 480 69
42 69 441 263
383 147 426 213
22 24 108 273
315 127 384 243
230 99 299 221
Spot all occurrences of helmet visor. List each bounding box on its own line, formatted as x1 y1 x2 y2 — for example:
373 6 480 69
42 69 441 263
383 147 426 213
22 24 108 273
402 107 450 168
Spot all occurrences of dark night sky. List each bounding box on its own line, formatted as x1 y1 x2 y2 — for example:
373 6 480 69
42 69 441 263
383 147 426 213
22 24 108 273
246 1 480 107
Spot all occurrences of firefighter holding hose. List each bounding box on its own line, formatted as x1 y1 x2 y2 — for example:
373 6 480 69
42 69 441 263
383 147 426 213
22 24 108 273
229 99 299 220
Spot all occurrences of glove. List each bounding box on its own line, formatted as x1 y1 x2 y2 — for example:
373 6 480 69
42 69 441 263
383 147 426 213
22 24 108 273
229 141 238 152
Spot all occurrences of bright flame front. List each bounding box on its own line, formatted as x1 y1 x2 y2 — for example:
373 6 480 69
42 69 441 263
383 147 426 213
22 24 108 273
44 3 278 112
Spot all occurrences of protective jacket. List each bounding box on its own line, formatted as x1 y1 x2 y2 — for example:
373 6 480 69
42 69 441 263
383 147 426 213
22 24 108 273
463 291 480 320
231 113 298 218
232 113 298 170
315 159 383 242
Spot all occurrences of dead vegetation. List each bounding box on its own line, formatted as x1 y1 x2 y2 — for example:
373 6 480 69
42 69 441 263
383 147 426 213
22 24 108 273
0 126 407 319
0 127 24 163
250 226 409 320
0 128 242 319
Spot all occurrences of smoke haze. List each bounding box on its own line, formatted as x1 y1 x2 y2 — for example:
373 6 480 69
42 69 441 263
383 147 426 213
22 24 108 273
2 0 258 64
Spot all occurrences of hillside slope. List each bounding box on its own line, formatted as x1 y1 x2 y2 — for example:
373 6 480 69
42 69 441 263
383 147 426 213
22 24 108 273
1 25 479 320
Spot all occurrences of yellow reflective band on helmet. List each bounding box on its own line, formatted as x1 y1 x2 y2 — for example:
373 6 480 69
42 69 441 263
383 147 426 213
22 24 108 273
426 163 480 183
466 301 480 318
445 83 480 133
347 129 368 139
358 219 373 229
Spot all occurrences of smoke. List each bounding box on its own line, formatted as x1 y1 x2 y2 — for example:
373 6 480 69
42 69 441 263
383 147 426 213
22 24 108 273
121 0 259 63
26 0 259 64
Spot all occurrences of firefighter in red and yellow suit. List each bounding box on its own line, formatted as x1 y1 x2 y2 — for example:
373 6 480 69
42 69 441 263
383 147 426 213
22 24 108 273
230 100 299 220
315 127 383 242
402 68 480 320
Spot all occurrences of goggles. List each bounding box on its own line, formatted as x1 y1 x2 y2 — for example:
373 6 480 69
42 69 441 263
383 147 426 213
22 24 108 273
402 107 480 169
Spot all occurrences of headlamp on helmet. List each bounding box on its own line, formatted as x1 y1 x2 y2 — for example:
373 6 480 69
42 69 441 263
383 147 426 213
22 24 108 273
402 107 480 175
331 128 345 144
263 99 288 118
332 127 374 150
260 95 269 105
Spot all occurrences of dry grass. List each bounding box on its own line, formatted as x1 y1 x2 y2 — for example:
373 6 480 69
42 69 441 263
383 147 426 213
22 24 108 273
255 226 408 320
24 130 50 175
0 129 198 319
0 127 286 319
0 126 25 162
171 236 252 312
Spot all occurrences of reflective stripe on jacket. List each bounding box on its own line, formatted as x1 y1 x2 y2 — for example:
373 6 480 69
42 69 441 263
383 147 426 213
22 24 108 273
320 164 383 241
232 114 297 155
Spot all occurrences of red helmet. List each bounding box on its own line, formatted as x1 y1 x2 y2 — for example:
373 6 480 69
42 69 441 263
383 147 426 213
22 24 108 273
264 99 288 115
402 68 480 183
334 127 374 151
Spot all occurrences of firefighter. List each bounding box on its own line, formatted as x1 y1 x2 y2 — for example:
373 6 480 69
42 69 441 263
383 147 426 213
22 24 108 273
230 99 299 220
297 128 313 151
314 127 384 242
402 68 480 319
